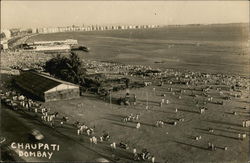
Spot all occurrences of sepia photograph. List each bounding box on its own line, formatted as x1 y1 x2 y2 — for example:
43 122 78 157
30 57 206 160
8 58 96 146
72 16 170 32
0 1 249 163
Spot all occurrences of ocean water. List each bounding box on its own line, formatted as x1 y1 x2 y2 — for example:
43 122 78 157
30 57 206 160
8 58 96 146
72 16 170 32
27 23 249 76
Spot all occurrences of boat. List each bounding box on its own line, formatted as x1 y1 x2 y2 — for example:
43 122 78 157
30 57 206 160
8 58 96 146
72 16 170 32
71 45 90 52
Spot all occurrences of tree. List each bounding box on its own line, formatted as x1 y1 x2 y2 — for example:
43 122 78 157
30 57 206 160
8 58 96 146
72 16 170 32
44 52 86 85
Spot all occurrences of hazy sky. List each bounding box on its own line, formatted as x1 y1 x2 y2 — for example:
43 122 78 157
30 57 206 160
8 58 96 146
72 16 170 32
1 1 249 29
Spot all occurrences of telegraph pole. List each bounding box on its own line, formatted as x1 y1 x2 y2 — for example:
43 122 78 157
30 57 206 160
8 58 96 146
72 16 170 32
146 91 149 110
109 89 112 109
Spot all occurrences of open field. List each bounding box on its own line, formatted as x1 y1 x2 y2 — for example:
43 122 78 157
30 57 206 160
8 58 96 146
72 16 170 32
27 23 250 76
42 76 250 163
1 69 250 162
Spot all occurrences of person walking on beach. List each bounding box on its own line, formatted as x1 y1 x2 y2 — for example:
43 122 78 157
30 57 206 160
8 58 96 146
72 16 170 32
151 155 155 163
132 147 137 159
113 142 116 149
111 142 116 152
100 136 103 142
92 136 97 144
77 129 81 135
89 137 93 147
136 122 141 129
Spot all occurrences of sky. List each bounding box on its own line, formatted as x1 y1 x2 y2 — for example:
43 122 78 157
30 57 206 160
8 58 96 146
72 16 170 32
1 1 249 29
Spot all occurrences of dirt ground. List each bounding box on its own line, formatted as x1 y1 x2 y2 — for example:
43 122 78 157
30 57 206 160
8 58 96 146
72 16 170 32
42 77 250 163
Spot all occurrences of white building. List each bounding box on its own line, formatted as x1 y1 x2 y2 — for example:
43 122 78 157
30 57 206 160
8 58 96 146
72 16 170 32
32 28 38 33
1 29 11 39
0 40 9 50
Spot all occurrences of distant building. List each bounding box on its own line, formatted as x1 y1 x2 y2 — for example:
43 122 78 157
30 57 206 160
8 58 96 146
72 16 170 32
37 28 44 33
32 28 38 34
35 24 160 34
15 70 80 102
19 28 32 35
10 28 21 37
0 32 5 39
80 27 85 31
0 40 8 50
1 29 12 39
42 28 48 33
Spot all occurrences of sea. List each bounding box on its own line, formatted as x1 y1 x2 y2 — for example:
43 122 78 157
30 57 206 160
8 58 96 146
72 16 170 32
27 23 249 77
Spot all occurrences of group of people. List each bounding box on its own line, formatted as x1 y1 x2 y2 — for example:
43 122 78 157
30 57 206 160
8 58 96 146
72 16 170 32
1 90 64 129
155 120 164 127
2 50 49 71
121 113 142 129
133 148 155 162
89 136 98 145
2 90 40 111
76 122 94 136
40 108 59 127
71 113 157 162
85 60 157 78
159 98 169 107
122 113 140 123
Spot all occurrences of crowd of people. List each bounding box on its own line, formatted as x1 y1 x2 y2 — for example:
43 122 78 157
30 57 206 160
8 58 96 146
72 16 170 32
1 49 249 163
1 89 156 162
1 51 51 71
122 113 140 123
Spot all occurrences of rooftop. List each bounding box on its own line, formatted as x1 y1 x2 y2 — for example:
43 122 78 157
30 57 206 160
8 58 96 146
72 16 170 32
15 70 79 94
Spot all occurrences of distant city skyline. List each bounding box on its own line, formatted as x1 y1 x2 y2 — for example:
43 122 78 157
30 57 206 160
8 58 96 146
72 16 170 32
1 1 249 29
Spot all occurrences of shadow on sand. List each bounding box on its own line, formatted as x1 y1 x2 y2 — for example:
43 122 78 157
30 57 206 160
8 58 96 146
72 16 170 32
111 122 135 129
173 140 209 151
204 119 242 127
178 108 198 114
198 131 239 140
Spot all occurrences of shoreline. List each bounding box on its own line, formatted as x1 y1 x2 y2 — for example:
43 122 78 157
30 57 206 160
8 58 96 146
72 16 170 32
24 24 249 78
1 50 249 79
